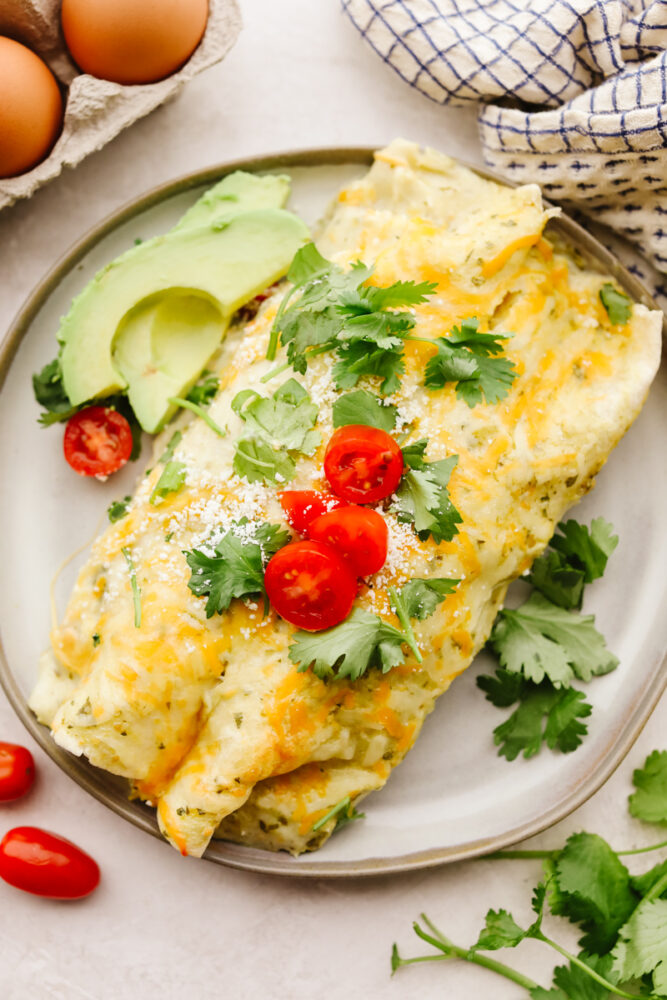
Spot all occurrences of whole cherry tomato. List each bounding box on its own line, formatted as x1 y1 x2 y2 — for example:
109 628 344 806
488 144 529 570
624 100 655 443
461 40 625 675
279 490 347 536
324 425 404 504
0 742 35 801
309 506 388 577
0 827 100 899
264 540 356 631
63 406 133 478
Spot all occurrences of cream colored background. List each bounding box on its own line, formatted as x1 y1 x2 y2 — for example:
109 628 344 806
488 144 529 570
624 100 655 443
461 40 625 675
0 2 664 997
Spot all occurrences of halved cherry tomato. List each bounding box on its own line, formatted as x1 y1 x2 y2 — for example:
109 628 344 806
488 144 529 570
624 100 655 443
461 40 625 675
0 742 35 801
324 425 404 504
0 827 100 899
63 406 133 478
309 506 388 577
279 490 347 536
264 540 356 631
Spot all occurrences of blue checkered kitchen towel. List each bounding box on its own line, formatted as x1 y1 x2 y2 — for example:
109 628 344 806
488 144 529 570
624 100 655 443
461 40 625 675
342 0 667 310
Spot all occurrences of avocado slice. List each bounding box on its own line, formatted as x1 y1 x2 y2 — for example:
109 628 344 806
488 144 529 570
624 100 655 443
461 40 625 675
173 171 291 232
59 202 308 428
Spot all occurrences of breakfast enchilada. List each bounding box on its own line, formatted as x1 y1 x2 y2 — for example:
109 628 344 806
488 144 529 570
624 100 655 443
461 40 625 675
30 140 662 857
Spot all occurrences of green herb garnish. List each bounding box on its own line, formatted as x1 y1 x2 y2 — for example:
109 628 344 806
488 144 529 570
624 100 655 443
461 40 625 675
424 317 517 406
107 495 132 523
186 371 219 408
600 283 632 325
332 388 398 430
150 460 186 506
393 440 462 543
266 242 436 395
392 759 667 998
121 546 141 628
231 378 320 485
185 518 290 618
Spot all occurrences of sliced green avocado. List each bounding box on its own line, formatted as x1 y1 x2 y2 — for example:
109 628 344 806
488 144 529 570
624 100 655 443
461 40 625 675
59 207 309 426
113 293 224 433
173 171 291 232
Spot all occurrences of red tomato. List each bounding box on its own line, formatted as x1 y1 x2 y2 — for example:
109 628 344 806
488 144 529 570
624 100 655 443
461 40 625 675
64 406 133 478
324 425 404 504
264 540 356 631
0 827 100 899
279 490 347 536
309 506 388 577
0 743 35 801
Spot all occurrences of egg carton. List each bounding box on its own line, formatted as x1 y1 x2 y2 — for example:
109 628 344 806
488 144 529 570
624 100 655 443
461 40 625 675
0 0 242 211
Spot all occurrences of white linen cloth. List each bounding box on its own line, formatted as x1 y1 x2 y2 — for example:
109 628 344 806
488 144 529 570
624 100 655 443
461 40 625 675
342 0 667 309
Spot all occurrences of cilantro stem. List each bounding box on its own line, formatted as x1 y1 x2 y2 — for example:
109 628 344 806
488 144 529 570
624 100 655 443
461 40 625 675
260 361 291 383
121 547 141 628
312 796 351 832
644 869 667 902
389 585 423 663
267 283 299 360
534 931 655 1000
168 397 226 437
411 917 540 992
489 837 667 861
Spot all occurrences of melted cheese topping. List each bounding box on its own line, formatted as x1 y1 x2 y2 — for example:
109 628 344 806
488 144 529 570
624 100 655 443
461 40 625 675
30 140 662 858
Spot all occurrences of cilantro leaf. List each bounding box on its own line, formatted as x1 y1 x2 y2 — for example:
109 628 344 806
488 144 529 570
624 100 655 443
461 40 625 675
477 667 526 708
233 438 296 485
185 518 290 618
631 859 667 900
233 378 320 454
289 607 407 680
332 389 397 431
611 898 667 994
484 678 592 760
549 518 619 587
528 550 586 611
551 952 619 1000
599 283 632 325
160 430 182 464
394 441 462 543
333 340 405 394
150 461 186 505
107 495 132 523
629 751 667 825
186 371 219 407
32 358 77 424
361 279 436 310
396 577 460 620
489 593 618 687
424 317 517 406
473 909 530 950
232 378 319 485
552 832 639 953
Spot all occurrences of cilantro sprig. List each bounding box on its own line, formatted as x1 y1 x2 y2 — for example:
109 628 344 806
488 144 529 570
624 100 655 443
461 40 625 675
479 517 618 761
394 440 463 544
266 242 436 394
289 576 458 680
424 316 518 406
392 749 667 999
231 378 320 485
184 518 290 618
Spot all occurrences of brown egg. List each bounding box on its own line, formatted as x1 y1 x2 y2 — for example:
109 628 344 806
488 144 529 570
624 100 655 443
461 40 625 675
61 0 209 86
0 37 63 179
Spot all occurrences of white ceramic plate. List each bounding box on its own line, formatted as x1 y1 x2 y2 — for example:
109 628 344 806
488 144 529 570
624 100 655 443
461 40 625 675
1 150 666 877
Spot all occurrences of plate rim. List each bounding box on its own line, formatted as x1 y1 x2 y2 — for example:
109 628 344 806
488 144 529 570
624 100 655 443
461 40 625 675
1 145 665 879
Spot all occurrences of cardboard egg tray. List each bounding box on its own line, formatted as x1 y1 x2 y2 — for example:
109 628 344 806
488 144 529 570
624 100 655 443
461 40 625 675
0 0 242 211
